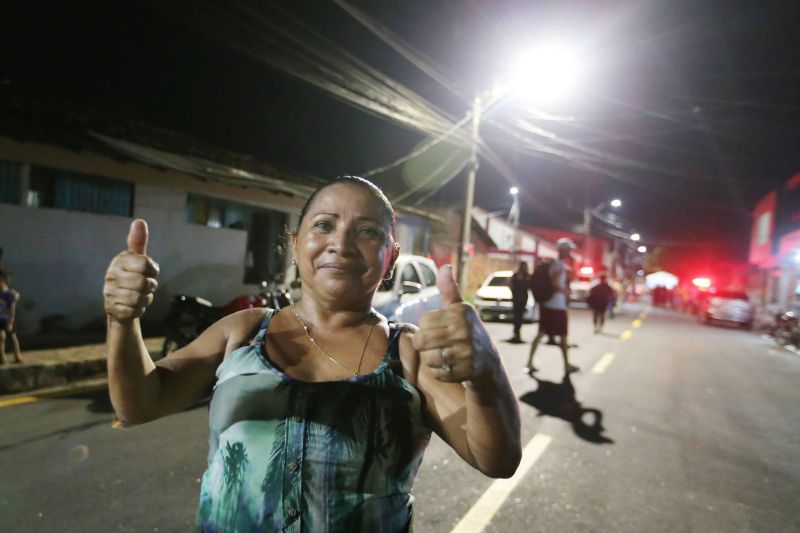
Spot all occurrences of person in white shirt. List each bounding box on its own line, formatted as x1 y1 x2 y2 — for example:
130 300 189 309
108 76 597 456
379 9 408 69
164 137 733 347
525 238 580 375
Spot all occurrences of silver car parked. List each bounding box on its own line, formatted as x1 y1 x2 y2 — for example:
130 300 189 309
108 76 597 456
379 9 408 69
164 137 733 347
372 255 441 324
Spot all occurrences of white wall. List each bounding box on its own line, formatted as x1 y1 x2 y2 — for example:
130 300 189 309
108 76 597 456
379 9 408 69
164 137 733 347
537 241 559 260
2 201 251 334
0 137 311 334
473 208 516 251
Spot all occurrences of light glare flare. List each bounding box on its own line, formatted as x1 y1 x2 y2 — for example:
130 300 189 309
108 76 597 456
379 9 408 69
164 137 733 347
507 42 585 104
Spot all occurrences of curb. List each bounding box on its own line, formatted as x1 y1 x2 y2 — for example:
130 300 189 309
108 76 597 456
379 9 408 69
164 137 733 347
0 357 107 395
0 337 164 396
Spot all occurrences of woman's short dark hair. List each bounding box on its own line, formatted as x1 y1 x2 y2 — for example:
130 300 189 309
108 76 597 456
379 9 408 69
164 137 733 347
296 175 396 235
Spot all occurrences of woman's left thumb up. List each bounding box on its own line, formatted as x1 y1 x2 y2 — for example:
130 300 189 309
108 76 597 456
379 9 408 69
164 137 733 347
436 265 463 307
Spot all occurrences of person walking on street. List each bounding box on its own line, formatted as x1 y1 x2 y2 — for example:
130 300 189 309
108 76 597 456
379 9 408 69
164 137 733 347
0 268 23 365
587 274 615 333
509 261 531 343
526 238 580 375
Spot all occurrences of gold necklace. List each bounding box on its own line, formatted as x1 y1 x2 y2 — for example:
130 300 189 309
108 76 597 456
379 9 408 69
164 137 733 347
292 304 376 376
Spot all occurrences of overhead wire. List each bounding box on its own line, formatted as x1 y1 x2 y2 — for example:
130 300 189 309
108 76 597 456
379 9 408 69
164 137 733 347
331 0 468 102
145 0 457 138
144 0 750 224
360 113 473 177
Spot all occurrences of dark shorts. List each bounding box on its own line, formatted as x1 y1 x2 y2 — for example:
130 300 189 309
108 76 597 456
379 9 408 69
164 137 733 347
0 318 7 331
539 307 568 336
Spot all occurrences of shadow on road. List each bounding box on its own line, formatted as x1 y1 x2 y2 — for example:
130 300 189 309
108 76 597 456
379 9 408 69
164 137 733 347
520 374 614 444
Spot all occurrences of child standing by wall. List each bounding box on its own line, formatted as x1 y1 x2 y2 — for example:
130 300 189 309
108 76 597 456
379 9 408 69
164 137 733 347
0 268 23 365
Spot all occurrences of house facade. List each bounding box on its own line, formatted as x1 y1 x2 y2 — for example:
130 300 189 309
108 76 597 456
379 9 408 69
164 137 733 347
0 95 434 335
748 171 800 312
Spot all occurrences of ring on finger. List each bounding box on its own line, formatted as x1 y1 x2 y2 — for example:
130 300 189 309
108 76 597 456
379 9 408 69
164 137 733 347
440 347 452 373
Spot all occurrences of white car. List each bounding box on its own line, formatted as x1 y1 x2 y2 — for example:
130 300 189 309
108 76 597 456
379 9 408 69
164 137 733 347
570 266 595 306
699 290 754 329
372 255 441 324
474 271 536 322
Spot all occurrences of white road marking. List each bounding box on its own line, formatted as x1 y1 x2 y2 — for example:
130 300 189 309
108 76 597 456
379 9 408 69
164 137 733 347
592 352 615 374
450 433 552 533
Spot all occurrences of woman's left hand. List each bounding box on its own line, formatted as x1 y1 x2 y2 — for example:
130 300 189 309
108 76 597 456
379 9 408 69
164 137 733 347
412 265 499 384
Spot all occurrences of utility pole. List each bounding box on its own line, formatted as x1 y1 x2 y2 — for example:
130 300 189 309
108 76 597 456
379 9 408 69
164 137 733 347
583 206 591 266
457 95 482 290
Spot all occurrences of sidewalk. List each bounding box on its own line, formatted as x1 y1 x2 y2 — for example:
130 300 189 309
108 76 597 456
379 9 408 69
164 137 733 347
0 337 164 396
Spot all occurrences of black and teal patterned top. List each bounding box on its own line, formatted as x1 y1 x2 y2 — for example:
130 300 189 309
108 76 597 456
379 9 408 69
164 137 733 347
196 309 432 532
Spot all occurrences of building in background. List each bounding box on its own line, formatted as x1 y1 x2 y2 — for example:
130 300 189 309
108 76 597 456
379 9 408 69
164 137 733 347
749 171 800 316
0 88 434 335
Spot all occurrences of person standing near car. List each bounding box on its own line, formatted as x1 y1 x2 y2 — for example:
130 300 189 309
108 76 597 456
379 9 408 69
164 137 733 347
509 261 531 343
525 238 580 375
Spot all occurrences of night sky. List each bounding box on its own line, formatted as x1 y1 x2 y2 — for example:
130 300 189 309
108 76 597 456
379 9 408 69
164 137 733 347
3 0 800 267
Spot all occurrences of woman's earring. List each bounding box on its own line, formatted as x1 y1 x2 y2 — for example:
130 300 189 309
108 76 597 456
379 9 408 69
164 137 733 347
291 258 297 265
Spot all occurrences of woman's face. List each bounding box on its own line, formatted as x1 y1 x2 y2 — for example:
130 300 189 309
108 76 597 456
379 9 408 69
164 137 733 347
292 183 397 306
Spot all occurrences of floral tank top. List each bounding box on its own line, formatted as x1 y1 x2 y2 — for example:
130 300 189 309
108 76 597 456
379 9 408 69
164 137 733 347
196 309 432 532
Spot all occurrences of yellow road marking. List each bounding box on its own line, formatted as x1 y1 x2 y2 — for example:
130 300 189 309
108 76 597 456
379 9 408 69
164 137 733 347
620 330 633 341
592 352 615 374
632 319 642 328
0 396 38 408
450 433 552 533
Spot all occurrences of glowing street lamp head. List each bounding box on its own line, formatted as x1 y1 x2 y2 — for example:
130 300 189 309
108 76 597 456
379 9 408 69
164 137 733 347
509 186 519 196
638 245 647 253
631 233 641 241
610 199 622 208
507 41 585 104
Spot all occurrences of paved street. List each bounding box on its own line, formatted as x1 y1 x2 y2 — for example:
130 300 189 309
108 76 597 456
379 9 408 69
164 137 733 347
1 304 799 532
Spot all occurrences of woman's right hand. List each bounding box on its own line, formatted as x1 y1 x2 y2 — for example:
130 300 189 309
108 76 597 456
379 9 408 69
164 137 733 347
103 219 160 325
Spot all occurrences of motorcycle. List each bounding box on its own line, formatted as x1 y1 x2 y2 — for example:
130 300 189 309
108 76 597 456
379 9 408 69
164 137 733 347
770 309 800 347
160 279 292 358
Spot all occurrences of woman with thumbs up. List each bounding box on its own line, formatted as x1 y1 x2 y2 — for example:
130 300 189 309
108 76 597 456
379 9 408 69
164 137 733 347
104 175 521 532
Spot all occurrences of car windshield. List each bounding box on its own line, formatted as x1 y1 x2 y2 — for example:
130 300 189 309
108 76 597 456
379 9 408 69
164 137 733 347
487 276 510 287
714 291 748 301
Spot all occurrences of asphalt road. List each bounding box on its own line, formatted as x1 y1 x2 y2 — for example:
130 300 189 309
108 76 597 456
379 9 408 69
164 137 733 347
1 304 798 532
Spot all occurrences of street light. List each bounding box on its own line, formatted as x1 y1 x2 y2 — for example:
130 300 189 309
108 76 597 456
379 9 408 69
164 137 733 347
638 245 647 253
456 41 585 289
508 187 520 225
631 233 641 242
